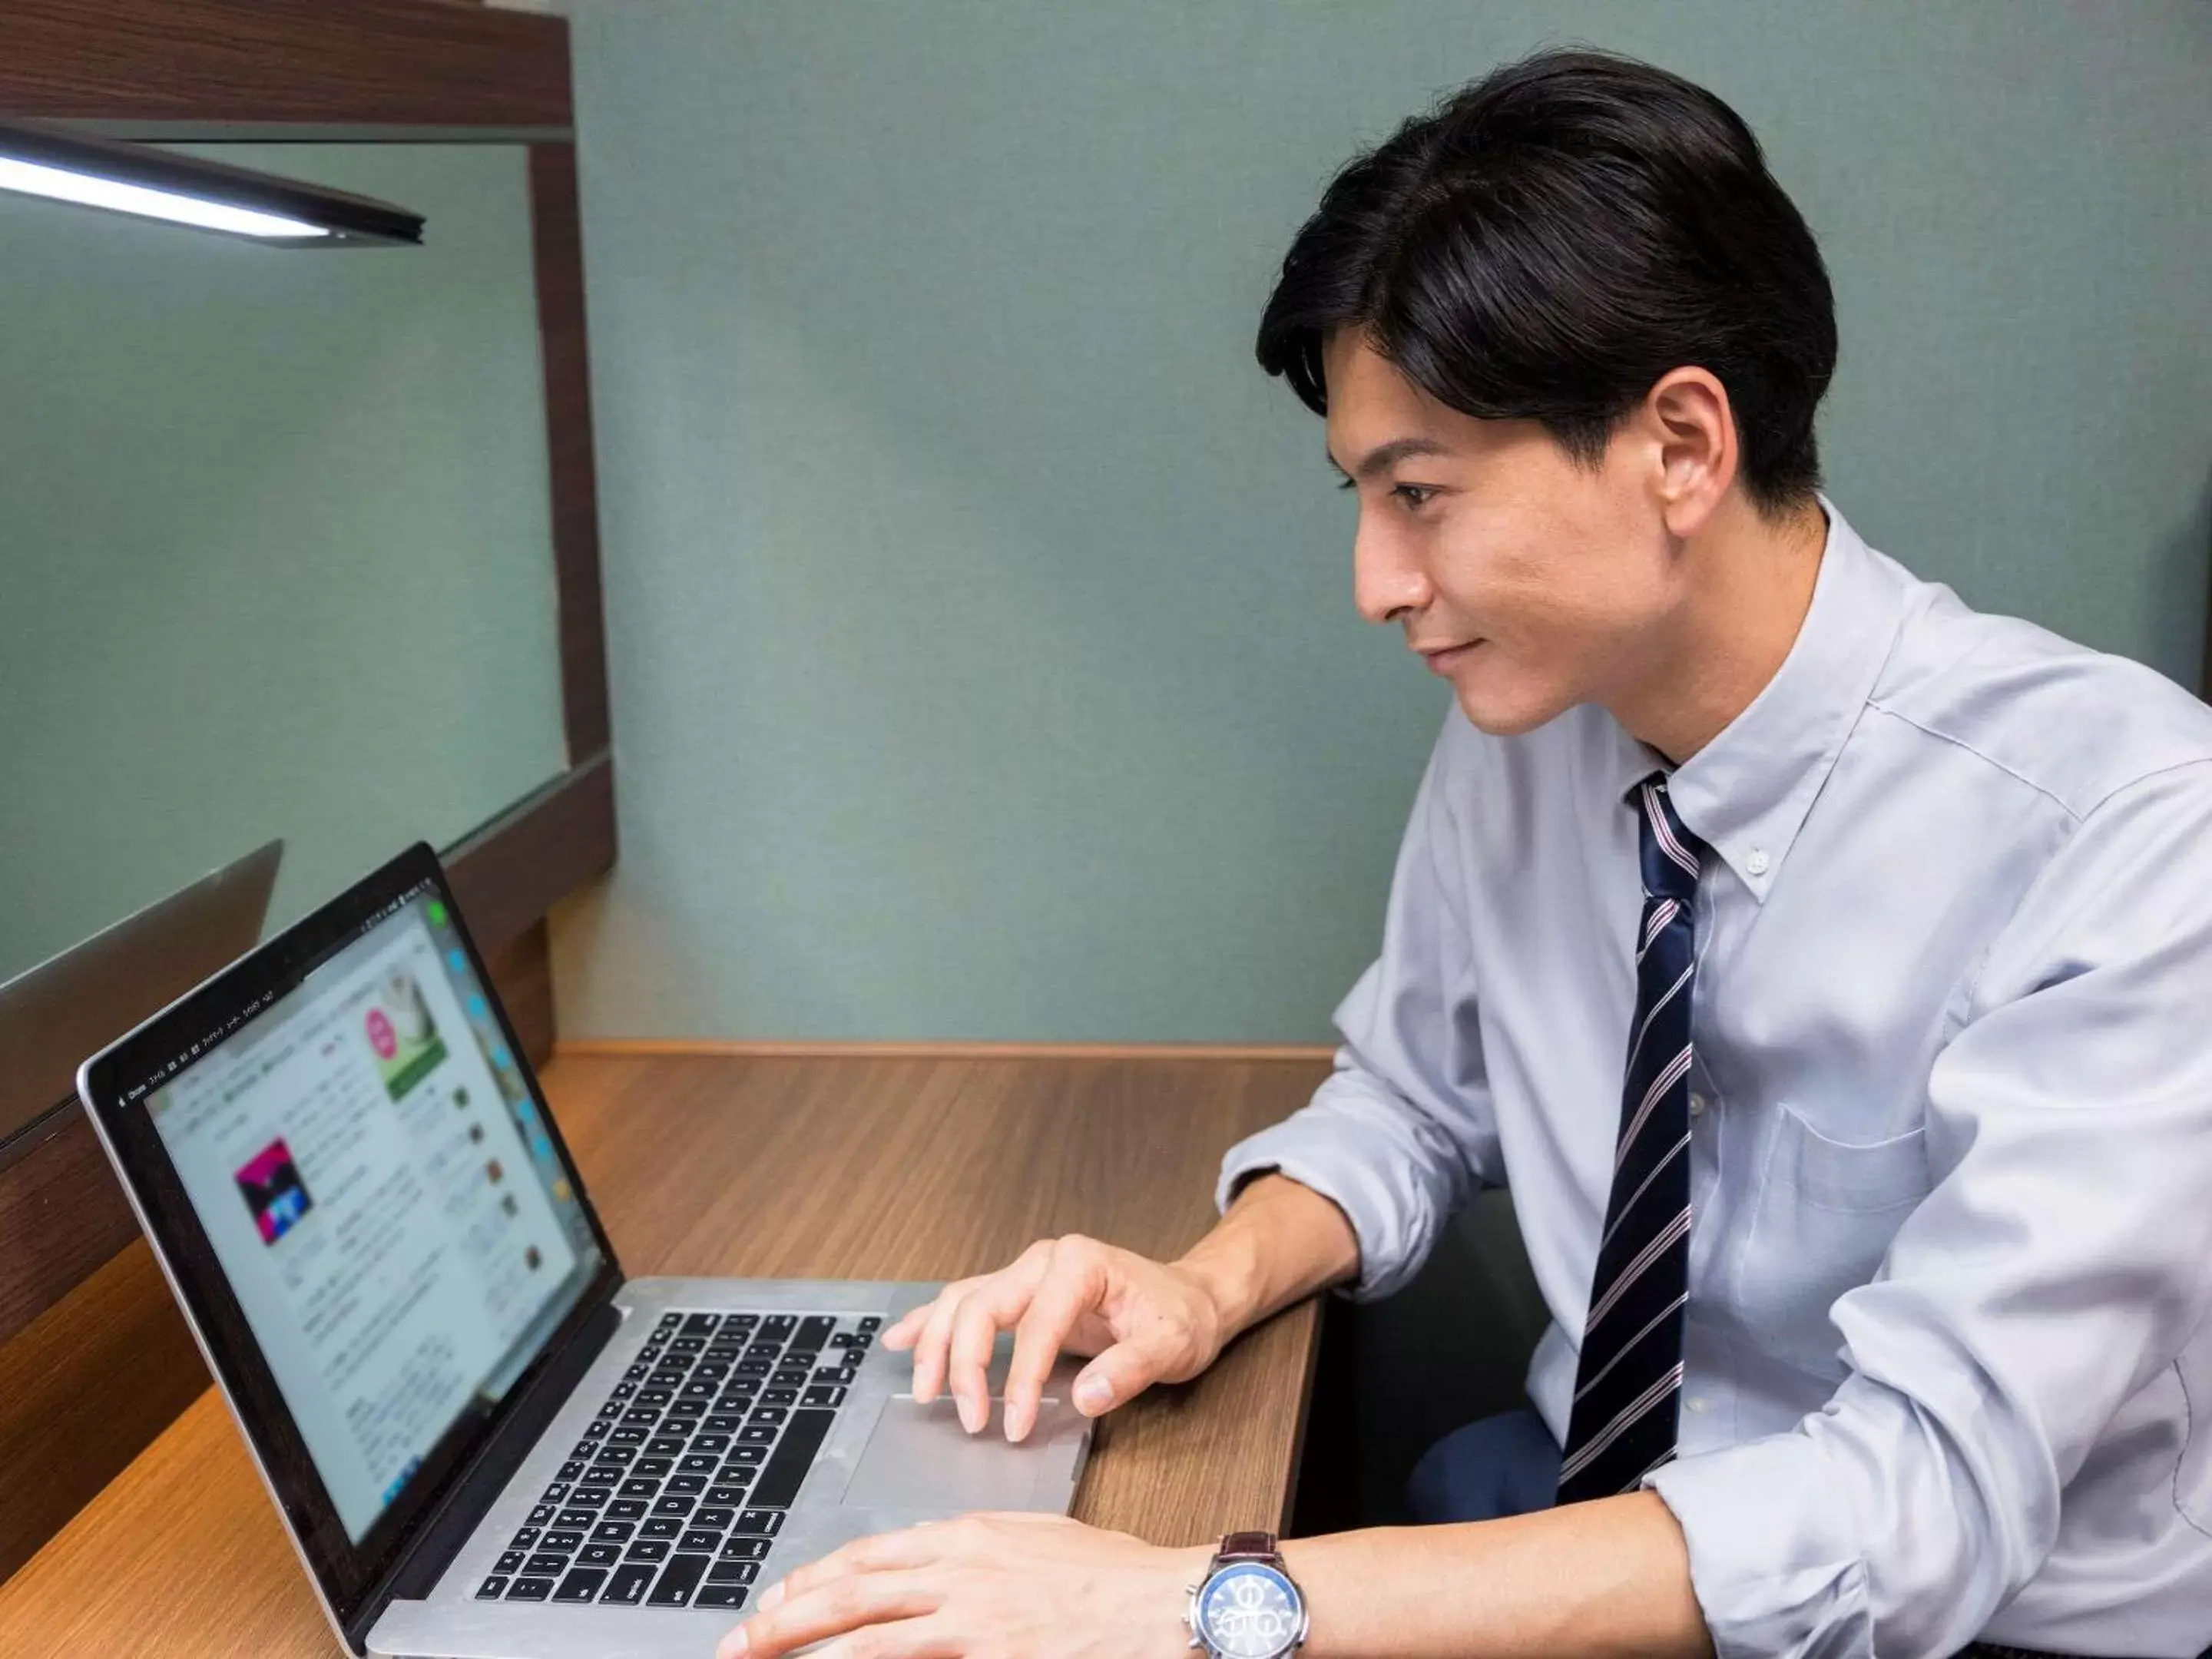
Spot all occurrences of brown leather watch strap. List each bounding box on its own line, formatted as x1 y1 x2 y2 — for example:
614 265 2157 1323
1216 1531 1280 1564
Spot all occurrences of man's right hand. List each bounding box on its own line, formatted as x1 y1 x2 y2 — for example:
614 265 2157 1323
879 1234 1230 1443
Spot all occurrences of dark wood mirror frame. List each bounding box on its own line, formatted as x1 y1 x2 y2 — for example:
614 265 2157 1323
0 0 618 1579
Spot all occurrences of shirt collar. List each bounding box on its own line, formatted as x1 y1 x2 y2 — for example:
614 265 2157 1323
1601 493 1911 901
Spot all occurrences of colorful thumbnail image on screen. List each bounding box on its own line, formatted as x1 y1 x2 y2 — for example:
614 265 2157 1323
364 969 447 1101
235 1137 313 1245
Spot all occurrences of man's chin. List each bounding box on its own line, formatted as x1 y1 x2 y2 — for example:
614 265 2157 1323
1452 680 1571 737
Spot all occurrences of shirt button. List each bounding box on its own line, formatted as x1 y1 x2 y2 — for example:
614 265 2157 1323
1684 1396 1710 1415
1687 1091 1708 1118
1746 848 1770 877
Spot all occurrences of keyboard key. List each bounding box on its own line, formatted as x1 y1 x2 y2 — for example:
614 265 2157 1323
695 1506 736 1528
558 1459 588 1480
753 1409 835 1508
680 1454 719 1474
596 1443 638 1465
696 1584 750 1609
619 1479 657 1498
733 1510 784 1537
507 1577 555 1601
477 1575 509 1599
650 1551 712 1608
607 1498 648 1519
526 1504 557 1526
709 1559 760 1583
636 1388 673 1406
642 1518 683 1540
622 1409 659 1426
738 1427 778 1445
611 1382 636 1400
691 1434 731 1453
705 1485 750 1507
558 1508 597 1529
608 1426 648 1445
748 1407 788 1429
581 1420 609 1439
509 1527 541 1549
773 1369 810 1386
668 1399 707 1419
625 1539 671 1563
760 1386 797 1406
681 1528 724 1552
857 1316 881 1333
554 1566 607 1604
803 1385 846 1408
658 1312 684 1332
598 1400 625 1419
647 1436 687 1457
578 1467 619 1488
796 1316 836 1349
720 1535 772 1560
653 1492 696 1516
603 1562 657 1605
526 1552 570 1576
593 1521 635 1542
784 1350 820 1370
634 1456 674 1477
727 1445 767 1465
566 1485 609 1508
580 1542 622 1566
495 1550 525 1574
543 1530 584 1551
682 1313 720 1335
668 1474 707 1495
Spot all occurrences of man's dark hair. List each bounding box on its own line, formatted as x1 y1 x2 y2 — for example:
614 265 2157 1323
1255 46 1836 521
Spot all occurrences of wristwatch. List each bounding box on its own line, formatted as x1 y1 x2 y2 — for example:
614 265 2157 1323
1184 1531 1309 1659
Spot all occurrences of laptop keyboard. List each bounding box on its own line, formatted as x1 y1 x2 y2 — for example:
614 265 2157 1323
472 1310 877 1612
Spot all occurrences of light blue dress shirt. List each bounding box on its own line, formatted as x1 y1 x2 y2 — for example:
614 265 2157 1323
1217 495 2212 1658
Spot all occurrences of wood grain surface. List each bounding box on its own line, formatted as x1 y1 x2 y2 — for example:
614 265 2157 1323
0 0 570 130
0 1050 1330 1652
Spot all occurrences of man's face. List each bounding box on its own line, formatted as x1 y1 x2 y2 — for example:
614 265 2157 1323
1322 329 1679 737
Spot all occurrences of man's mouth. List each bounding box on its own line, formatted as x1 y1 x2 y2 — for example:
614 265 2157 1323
1414 640 1482 674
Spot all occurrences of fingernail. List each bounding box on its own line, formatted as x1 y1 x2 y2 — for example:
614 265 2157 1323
1075 1376 1111 1412
1004 1408 1028 1443
718 1626 750 1657
957 1390 981 1433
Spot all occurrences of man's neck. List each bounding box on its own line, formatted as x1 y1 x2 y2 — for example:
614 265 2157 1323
1607 498 1830 765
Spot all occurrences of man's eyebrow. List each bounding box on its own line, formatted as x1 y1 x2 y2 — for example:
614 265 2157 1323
1324 435 1455 480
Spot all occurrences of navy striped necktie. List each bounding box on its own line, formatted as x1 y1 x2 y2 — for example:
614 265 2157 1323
1557 772 1706 1503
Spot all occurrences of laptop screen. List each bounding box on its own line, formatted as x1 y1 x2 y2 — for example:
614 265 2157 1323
78 843 621 1644
141 887 601 1541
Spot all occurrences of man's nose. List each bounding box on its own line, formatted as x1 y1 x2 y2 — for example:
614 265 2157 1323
1353 517 1432 627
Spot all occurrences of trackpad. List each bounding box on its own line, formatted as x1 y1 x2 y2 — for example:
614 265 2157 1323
839 1394 1085 1512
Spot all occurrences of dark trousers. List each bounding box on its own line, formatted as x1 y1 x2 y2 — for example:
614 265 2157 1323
1402 1409 2183 1659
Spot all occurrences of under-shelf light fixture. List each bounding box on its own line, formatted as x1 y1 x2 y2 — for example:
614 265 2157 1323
0 121 423 247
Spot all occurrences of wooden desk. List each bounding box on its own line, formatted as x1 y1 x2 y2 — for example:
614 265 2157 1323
0 1050 1331 1654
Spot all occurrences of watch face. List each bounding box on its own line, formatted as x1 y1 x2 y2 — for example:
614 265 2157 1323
1197 1562 1302 1658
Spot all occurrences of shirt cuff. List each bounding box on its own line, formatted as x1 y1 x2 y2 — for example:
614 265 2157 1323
1641 1436 1875 1659
1214 1116 1426 1302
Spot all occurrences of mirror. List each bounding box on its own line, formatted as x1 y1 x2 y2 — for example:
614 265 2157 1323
0 142 569 987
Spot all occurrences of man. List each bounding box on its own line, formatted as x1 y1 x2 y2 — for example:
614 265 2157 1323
720 47 2212 1659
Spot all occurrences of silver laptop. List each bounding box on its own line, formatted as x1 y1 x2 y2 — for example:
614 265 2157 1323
77 842 1091 1658
2 837 282 1154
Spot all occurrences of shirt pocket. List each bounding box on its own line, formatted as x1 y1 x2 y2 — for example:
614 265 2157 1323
1733 1101 1931 1377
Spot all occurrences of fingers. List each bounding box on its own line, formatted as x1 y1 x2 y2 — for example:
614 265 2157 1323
944 1270 1037 1433
1068 1335 1164 1419
908 1242 1051 1409
720 1567 941 1658
1000 1246 1105 1442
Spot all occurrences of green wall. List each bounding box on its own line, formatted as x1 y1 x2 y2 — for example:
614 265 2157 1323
554 0 2211 1043
0 144 568 985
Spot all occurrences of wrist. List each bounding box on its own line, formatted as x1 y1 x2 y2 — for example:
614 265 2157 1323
1171 1240 1260 1348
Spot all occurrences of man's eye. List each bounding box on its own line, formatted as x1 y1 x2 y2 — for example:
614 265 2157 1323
1392 483 1436 508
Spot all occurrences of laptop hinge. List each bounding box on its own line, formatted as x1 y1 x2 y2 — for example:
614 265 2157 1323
345 1293 624 1652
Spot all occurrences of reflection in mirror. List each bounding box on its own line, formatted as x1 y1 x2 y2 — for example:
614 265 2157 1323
0 144 568 988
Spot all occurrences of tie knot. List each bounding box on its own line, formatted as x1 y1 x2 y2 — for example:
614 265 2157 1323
1634 774 1705 902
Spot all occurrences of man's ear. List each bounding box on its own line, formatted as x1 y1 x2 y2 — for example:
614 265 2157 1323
1644 368 1737 539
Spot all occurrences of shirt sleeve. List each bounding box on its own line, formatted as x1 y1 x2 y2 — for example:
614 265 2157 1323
1214 713 1503 1301
1644 760 2212 1659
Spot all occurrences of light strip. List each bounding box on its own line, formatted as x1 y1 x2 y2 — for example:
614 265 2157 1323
0 154 330 240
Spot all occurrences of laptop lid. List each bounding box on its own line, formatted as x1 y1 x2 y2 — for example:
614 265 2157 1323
76 842 623 1652
0 837 282 1154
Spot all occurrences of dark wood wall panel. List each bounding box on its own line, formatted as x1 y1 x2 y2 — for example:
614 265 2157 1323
0 0 570 129
531 143 613 761
0 1241 207 1581
0 1111 139 1353
445 753 616 962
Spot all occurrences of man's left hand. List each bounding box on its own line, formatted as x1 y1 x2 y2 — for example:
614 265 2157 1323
717 1512 1212 1658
